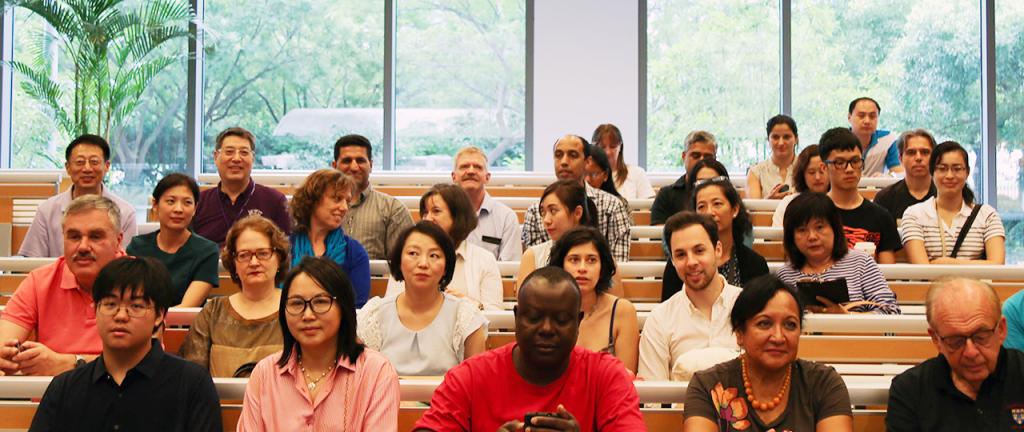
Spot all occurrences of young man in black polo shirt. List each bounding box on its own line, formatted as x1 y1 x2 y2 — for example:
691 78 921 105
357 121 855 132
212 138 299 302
819 127 901 263
873 129 937 221
887 277 1024 431
31 257 221 432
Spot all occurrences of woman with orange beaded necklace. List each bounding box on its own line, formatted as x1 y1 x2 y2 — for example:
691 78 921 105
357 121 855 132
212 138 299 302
682 275 853 432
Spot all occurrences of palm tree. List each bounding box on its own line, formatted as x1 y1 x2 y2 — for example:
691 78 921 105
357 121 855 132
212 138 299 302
3 0 193 146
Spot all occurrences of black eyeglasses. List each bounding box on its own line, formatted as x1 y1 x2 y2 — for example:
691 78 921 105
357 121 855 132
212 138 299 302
823 158 864 170
285 294 337 316
937 327 996 351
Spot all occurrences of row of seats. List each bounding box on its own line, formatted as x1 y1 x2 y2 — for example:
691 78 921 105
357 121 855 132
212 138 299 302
0 376 894 431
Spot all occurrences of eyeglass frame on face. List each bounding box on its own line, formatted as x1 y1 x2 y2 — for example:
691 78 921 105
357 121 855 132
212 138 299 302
234 248 276 263
217 147 254 159
823 157 864 171
936 327 996 351
97 298 154 318
285 294 337 316
934 164 968 175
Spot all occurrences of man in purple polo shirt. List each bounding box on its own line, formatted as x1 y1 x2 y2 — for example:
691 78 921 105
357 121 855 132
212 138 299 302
192 127 290 245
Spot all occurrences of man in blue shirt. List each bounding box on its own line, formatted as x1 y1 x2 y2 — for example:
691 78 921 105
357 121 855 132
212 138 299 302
848 96 902 177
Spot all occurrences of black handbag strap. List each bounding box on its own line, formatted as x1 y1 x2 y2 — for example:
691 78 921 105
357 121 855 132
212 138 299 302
950 204 982 258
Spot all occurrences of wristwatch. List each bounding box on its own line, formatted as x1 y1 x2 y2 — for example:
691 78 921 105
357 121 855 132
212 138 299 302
74 355 86 368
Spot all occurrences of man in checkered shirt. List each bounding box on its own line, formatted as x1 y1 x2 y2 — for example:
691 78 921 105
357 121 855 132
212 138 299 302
521 135 631 261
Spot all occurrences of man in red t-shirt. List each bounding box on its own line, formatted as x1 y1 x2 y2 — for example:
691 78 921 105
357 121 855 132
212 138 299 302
414 267 645 432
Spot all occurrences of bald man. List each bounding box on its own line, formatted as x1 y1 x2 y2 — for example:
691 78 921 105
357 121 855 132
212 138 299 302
414 267 644 432
887 277 1024 431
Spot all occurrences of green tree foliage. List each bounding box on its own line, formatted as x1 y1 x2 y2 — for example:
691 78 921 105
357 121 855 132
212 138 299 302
4 0 193 141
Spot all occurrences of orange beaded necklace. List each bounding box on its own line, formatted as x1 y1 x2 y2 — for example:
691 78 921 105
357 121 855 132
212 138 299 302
740 354 792 412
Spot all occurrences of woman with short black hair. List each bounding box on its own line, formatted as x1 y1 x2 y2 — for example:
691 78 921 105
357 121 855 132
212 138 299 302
238 257 400 430
385 184 502 310
683 274 853 432
359 221 487 376
777 193 900 315
128 173 219 307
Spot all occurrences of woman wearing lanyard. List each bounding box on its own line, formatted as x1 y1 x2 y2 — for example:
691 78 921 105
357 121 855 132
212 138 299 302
900 141 1005 264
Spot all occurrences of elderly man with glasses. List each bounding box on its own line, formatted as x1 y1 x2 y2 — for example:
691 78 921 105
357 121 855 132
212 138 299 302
887 277 1024 431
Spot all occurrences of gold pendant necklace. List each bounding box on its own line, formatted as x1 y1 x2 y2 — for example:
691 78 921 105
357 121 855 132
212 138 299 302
299 356 336 391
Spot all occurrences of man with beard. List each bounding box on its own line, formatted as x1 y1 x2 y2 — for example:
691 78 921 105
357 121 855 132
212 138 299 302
0 196 126 376
638 211 742 381
414 266 644 431
332 134 414 260
452 146 522 261
521 135 631 261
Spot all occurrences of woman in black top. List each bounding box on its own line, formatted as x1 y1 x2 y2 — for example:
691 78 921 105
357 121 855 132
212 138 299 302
661 177 769 300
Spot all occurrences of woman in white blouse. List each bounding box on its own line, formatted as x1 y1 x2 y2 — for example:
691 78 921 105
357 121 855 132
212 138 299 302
900 141 1005 264
748 114 799 199
592 123 655 200
385 184 503 310
359 221 488 376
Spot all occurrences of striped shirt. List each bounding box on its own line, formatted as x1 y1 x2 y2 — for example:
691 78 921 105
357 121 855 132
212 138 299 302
521 183 632 261
776 250 901 314
344 186 415 260
899 198 1004 261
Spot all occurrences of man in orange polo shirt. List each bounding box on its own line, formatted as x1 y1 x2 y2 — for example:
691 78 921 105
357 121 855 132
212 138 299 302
0 195 124 376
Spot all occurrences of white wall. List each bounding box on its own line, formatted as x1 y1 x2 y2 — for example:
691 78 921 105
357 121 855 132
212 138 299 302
532 0 639 172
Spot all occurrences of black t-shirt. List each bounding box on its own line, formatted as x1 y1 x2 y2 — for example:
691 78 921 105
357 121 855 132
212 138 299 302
30 341 222 431
887 348 1024 432
873 179 936 221
837 199 902 252
651 175 692 225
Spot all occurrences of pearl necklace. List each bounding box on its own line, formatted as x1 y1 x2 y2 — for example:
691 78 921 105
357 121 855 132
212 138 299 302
299 356 336 391
741 355 792 412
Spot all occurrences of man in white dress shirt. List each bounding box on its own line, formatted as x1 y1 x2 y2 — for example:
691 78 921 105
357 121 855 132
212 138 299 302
638 211 741 381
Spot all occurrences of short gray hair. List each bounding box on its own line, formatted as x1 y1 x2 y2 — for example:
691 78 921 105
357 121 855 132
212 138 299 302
62 195 121 232
925 277 1001 327
684 130 717 150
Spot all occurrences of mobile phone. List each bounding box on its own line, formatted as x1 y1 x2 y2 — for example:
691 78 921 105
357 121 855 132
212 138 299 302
524 412 558 426
778 184 790 193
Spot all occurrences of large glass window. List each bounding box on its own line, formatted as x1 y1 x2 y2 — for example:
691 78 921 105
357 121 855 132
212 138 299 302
792 0 981 191
203 0 385 171
996 0 1024 264
10 4 189 207
395 0 526 171
646 0 780 175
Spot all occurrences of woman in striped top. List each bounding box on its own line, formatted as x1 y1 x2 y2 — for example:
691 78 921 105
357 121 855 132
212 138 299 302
777 193 901 314
900 141 1005 264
